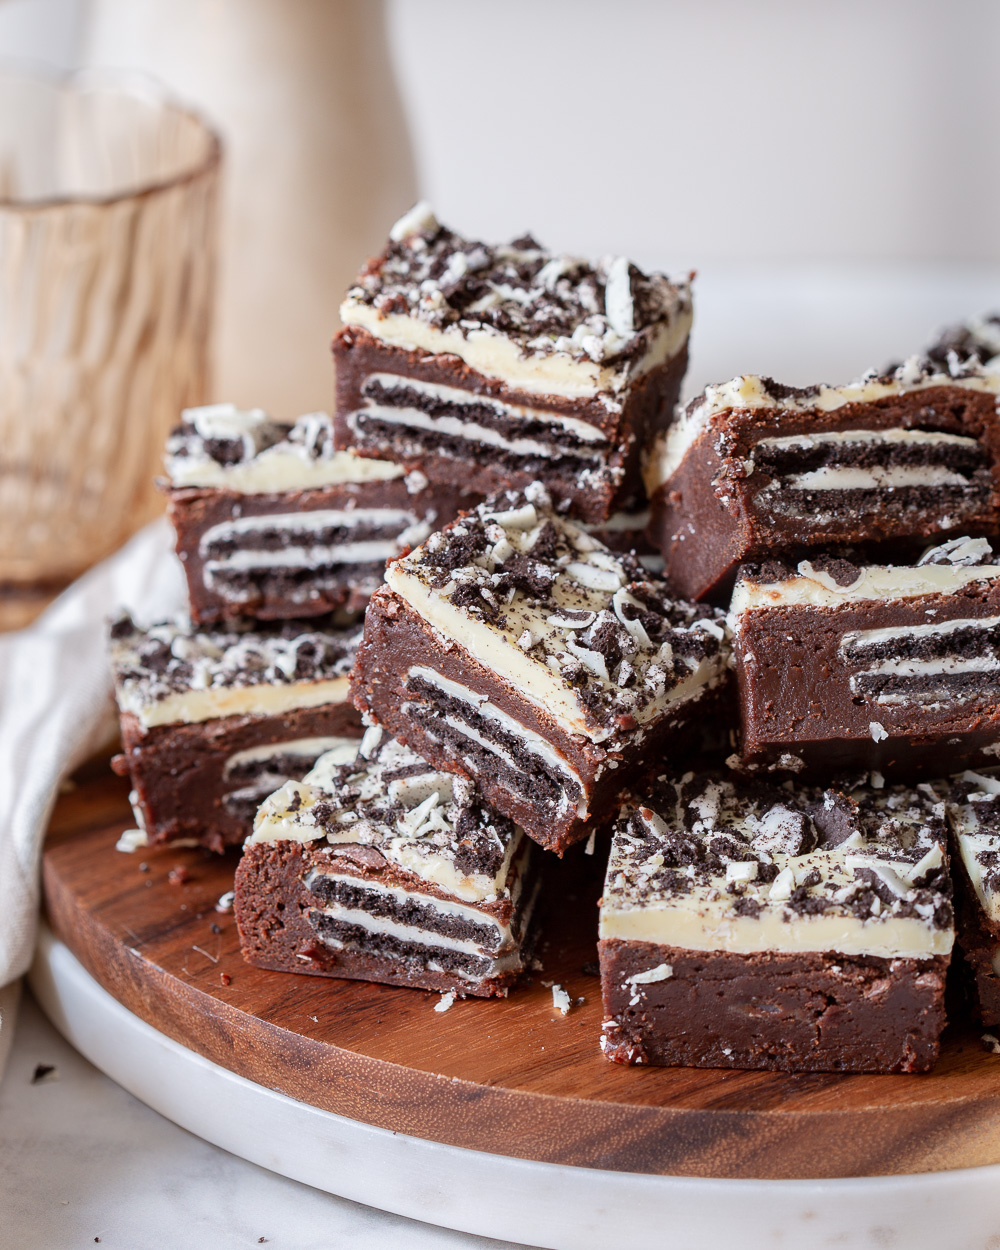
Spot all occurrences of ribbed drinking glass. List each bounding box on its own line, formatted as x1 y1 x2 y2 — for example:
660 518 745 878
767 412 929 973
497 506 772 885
0 67 221 625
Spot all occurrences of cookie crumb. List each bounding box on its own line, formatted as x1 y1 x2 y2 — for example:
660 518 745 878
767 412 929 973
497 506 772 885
550 984 572 1015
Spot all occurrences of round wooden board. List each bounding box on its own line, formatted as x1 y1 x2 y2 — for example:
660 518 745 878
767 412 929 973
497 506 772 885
42 759 1000 1182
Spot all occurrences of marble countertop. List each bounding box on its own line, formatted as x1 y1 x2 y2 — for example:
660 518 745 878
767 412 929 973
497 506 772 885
0 991 522 1250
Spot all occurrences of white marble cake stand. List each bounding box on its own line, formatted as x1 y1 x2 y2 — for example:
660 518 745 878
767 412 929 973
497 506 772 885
28 924 1000 1250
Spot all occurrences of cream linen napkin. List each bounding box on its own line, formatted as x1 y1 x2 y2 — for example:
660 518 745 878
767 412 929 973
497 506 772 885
0 520 186 1077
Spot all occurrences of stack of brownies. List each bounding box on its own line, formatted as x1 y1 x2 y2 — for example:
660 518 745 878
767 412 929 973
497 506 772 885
110 399 476 851
110 204 1000 1075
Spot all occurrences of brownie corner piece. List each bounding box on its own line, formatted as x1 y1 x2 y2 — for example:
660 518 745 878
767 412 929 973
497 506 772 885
646 362 1000 602
729 538 1000 778
350 486 730 853
234 729 538 997
109 612 363 851
597 770 953 1073
334 204 692 523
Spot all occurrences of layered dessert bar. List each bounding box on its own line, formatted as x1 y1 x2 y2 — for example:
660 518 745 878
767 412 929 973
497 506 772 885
351 486 729 854
947 768 1000 1025
235 726 537 997
110 613 362 852
333 203 692 524
730 537 1000 777
645 357 1000 602
164 403 478 624
599 771 953 1072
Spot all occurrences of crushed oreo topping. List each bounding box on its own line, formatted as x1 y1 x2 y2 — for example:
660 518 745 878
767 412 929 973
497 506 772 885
251 728 519 889
165 405 337 478
924 312 1000 371
395 484 729 736
683 353 1000 429
605 771 953 934
109 612 362 708
736 536 998 594
344 204 691 369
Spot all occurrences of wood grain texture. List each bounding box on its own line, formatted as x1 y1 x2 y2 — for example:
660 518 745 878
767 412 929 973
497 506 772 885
41 763 1000 1180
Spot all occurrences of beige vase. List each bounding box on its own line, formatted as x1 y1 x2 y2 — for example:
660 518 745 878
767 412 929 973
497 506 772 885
82 0 417 419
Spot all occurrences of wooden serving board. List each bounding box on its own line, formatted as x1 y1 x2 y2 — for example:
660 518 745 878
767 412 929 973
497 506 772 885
42 760 1000 1182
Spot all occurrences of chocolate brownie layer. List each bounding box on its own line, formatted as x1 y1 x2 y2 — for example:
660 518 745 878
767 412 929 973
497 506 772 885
730 539 1000 777
646 361 1000 602
599 939 948 1073
598 770 953 1072
236 731 538 996
163 405 479 623
236 838 535 997
334 326 687 523
334 204 692 524
114 707 361 852
350 487 729 852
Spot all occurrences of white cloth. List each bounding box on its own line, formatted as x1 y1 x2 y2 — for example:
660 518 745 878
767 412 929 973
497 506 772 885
0 520 186 1075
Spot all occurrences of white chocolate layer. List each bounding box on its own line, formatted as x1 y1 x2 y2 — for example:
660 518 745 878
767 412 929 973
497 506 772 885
341 299 691 400
130 676 352 730
601 785 952 959
169 445 406 493
600 889 950 957
695 367 1000 421
730 562 1000 616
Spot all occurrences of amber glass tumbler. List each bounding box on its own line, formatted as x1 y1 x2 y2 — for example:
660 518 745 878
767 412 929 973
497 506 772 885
0 68 221 622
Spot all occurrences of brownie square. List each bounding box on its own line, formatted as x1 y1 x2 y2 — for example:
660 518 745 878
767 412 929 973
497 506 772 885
350 484 730 854
333 204 691 524
109 613 363 852
235 726 538 997
598 770 953 1073
645 360 1000 603
163 404 479 624
729 537 1000 778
